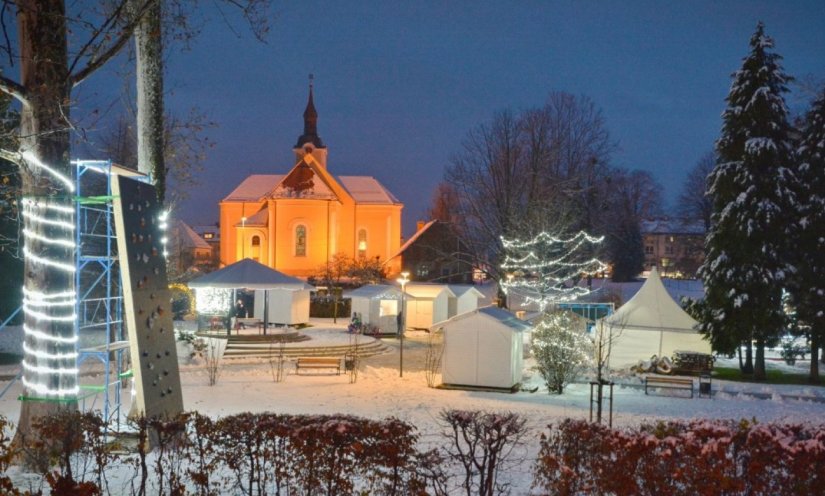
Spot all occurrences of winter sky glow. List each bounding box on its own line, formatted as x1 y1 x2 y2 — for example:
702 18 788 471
81 1 825 235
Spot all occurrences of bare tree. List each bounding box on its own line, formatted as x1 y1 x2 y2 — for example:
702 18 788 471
444 92 615 282
676 150 715 230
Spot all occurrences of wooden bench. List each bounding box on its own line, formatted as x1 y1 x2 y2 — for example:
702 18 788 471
644 375 694 398
295 357 341 375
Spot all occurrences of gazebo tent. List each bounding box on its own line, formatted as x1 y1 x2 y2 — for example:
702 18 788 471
446 285 485 318
188 258 313 327
404 284 456 330
595 266 711 369
431 306 530 389
347 284 402 334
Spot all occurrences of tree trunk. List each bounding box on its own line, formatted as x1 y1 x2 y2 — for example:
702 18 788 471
753 338 766 381
132 0 165 201
13 0 78 457
742 340 754 375
810 333 820 384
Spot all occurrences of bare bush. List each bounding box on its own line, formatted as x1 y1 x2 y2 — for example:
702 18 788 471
439 409 528 496
424 330 444 388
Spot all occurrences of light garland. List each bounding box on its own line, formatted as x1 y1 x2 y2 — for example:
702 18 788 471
195 287 233 314
18 156 79 398
500 230 606 310
159 210 170 257
21 150 76 193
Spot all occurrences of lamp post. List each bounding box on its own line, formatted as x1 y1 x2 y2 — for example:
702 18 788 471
241 216 247 260
397 271 409 378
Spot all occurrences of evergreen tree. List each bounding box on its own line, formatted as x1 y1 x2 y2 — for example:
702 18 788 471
789 88 825 383
699 22 796 379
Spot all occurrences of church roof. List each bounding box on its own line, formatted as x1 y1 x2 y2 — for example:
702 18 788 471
238 206 268 226
223 175 283 202
338 176 401 204
222 173 399 205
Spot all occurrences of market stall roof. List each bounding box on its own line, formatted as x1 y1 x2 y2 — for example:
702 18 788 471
188 258 313 290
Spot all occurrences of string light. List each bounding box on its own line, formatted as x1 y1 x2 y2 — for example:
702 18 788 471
195 287 233 314
22 342 78 360
21 150 76 193
500 230 607 310
18 162 78 398
22 324 78 344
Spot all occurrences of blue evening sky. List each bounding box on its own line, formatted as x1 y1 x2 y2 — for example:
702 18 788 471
81 1 825 236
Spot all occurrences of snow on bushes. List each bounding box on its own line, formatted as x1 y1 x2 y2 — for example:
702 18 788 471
533 418 825 495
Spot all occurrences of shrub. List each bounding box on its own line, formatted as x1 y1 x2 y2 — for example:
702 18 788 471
532 311 593 394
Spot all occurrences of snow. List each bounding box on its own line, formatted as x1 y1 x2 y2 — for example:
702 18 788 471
3 315 825 493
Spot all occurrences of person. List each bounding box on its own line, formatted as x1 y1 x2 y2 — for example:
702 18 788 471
234 299 246 331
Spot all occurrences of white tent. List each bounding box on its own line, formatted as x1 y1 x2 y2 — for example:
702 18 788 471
188 258 313 327
431 306 530 389
446 285 485 318
347 284 402 334
596 266 711 369
404 284 456 330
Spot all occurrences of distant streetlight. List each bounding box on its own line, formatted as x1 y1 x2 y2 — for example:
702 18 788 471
241 216 247 259
397 271 410 378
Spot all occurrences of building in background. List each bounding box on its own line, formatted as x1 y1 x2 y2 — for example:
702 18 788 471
170 220 215 274
219 81 403 277
641 218 705 278
387 220 475 283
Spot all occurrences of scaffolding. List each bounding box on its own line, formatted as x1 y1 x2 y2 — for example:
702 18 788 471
73 160 146 425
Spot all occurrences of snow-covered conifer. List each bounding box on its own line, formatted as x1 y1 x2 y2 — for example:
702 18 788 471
699 22 796 379
788 88 825 382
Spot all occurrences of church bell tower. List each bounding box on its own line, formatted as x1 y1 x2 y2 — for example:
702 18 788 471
293 74 328 169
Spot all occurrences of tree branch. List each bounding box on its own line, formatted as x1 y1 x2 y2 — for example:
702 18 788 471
0 74 28 106
69 0 157 89
0 147 21 166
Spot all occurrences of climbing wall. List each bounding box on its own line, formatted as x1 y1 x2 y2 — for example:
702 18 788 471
112 175 184 419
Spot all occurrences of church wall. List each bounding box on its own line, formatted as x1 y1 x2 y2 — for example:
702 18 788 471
219 200 265 266
274 199 334 277
353 204 402 272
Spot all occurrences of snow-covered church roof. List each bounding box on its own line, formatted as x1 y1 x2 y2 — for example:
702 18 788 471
222 173 399 205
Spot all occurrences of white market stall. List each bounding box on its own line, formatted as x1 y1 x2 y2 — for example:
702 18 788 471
431 306 531 390
595 266 711 369
188 258 313 329
404 284 456 330
446 285 485 318
347 284 403 334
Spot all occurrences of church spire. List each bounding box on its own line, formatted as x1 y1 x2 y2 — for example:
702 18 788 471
295 74 325 149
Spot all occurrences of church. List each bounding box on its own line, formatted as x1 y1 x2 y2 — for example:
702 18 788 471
219 82 403 277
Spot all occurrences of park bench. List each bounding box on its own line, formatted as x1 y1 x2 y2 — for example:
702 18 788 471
644 375 694 398
295 357 342 375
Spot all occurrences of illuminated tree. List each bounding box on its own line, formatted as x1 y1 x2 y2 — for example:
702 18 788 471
500 231 606 311
532 311 593 394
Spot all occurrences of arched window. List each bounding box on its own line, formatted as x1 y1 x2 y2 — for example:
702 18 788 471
295 225 307 257
251 235 261 246
357 229 367 258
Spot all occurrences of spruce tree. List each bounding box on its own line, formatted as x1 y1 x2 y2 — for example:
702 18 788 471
789 88 825 383
699 22 796 379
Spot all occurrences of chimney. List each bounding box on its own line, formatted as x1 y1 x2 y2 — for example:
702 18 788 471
416 220 426 232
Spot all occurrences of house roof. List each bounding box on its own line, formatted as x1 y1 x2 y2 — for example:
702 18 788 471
641 218 705 235
386 219 437 262
447 285 485 299
174 220 211 250
430 306 532 332
188 258 314 290
405 283 456 299
601 266 698 333
346 284 402 299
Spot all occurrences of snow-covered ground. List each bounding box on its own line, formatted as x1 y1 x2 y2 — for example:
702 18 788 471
2 316 824 494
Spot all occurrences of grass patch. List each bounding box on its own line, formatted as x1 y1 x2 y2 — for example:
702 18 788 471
0 352 21 366
713 366 823 386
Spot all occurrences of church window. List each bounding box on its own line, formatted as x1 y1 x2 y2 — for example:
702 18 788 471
251 236 261 246
295 225 307 256
357 229 367 258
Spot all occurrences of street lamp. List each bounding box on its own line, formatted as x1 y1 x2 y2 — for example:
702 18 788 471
241 216 247 260
397 271 409 378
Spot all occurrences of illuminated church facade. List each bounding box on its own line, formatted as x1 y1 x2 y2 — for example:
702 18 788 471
219 83 403 277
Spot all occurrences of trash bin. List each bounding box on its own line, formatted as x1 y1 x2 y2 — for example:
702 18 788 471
699 373 712 398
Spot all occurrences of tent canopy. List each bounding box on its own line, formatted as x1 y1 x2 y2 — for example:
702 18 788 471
601 266 698 333
188 258 313 290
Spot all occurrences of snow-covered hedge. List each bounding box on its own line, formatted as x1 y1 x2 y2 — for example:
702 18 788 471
534 418 825 495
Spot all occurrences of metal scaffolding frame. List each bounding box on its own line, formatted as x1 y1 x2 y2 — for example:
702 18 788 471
73 160 145 425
